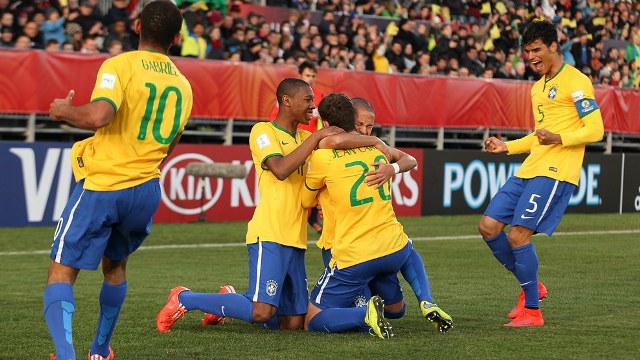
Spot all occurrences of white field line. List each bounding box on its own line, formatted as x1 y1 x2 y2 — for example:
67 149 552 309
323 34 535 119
1 229 638 257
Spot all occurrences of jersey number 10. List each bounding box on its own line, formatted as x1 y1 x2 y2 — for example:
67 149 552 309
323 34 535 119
138 82 184 145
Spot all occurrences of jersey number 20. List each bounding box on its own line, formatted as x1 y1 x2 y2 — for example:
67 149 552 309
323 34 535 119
345 155 392 207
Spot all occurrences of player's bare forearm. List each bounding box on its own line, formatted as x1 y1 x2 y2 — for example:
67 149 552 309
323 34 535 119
266 126 343 181
365 148 417 188
49 95 115 131
391 148 417 172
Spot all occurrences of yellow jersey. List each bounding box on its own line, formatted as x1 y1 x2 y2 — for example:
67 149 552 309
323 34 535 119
507 63 604 186
303 146 409 269
246 121 312 249
72 50 193 191
315 188 335 250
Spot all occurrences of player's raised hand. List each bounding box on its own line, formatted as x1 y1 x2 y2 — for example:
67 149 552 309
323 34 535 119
365 162 395 189
535 128 562 145
49 90 75 121
484 136 507 153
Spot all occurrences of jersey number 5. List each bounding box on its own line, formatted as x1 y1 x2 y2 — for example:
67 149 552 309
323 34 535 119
138 82 183 144
345 155 392 207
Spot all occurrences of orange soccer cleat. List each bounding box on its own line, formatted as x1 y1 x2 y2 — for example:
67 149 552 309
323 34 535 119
508 282 548 319
504 308 544 327
202 284 237 326
156 286 189 333
88 346 114 360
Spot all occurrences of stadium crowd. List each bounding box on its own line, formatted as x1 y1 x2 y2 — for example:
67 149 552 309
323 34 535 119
1 0 639 87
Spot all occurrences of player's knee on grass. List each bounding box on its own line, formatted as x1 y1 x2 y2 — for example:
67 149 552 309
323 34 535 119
279 315 304 330
384 300 406 319
252 302 277 323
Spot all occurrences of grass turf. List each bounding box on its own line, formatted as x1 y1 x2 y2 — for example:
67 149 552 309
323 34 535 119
1 213 639 359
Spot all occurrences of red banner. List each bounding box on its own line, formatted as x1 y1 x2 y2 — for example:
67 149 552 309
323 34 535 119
154 144 423 223
1 50 639 133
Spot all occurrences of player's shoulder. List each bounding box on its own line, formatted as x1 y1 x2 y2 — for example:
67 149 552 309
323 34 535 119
561 63 592 85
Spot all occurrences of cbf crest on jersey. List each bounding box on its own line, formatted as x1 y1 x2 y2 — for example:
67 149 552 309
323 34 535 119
266 280 278 296
548 85 558 100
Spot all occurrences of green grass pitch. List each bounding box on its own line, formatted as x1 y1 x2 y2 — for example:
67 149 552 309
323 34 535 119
1 214 639 359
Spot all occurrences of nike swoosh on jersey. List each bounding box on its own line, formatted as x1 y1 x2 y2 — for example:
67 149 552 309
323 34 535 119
520 214 535 219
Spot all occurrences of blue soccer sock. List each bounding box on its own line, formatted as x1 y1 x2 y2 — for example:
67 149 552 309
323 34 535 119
513 243 540 308
400 248 433 303
44 282 76 359
178 291 254 323
485 232 517 274
90 281 127 358
261 315 280 330
307 307 367 333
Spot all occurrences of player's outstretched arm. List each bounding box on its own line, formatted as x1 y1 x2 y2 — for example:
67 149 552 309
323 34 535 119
49 90 115 131
265 126 343 181
365 147 417 188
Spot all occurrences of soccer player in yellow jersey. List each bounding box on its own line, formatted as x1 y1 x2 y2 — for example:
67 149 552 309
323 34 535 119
313 97 452 333
157 78 357 332
300 93 412 339
45 2 191 359
479 20 604 327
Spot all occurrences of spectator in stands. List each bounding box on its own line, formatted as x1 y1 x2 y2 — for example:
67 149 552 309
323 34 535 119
625 33 640 63
571 34 592 71
0 26 14 48
104 19 132 52
22 20 43 49
461 46 484 76
71 1 103 39
65 22 83 51
107 38 123 56
14 34 32 49
181 21 207 59
80 35 99 53
45 38 60 51
206 26 225 60
103 0 135 28
40 8 66 45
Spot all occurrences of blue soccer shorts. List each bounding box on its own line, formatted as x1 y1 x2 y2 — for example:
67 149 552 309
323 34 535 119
484 176 576 235
245 241 308 316
50 178 161 270
310 242 412 310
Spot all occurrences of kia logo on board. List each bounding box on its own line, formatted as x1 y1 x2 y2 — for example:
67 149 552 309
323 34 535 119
160 153 223 215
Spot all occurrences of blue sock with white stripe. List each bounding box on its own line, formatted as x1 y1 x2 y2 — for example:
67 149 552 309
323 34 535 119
485 232 516 274
90 281 127 358
513 243 540 308
179 291 254 323
400 249 433 303
307 307 367 333
44 282 76 359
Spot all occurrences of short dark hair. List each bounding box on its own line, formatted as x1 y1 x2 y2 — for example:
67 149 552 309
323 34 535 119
276 78 310 106
522 20 558 48
140 1 183 51
318 93 356 132
298 60 318 75
352 97 374 114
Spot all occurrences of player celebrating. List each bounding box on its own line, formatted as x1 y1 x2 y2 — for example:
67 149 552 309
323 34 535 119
303 93 417 338
269 60 325 233
478 20 604 327
45 2 192 359
157 78 343 332
314 97 453 332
